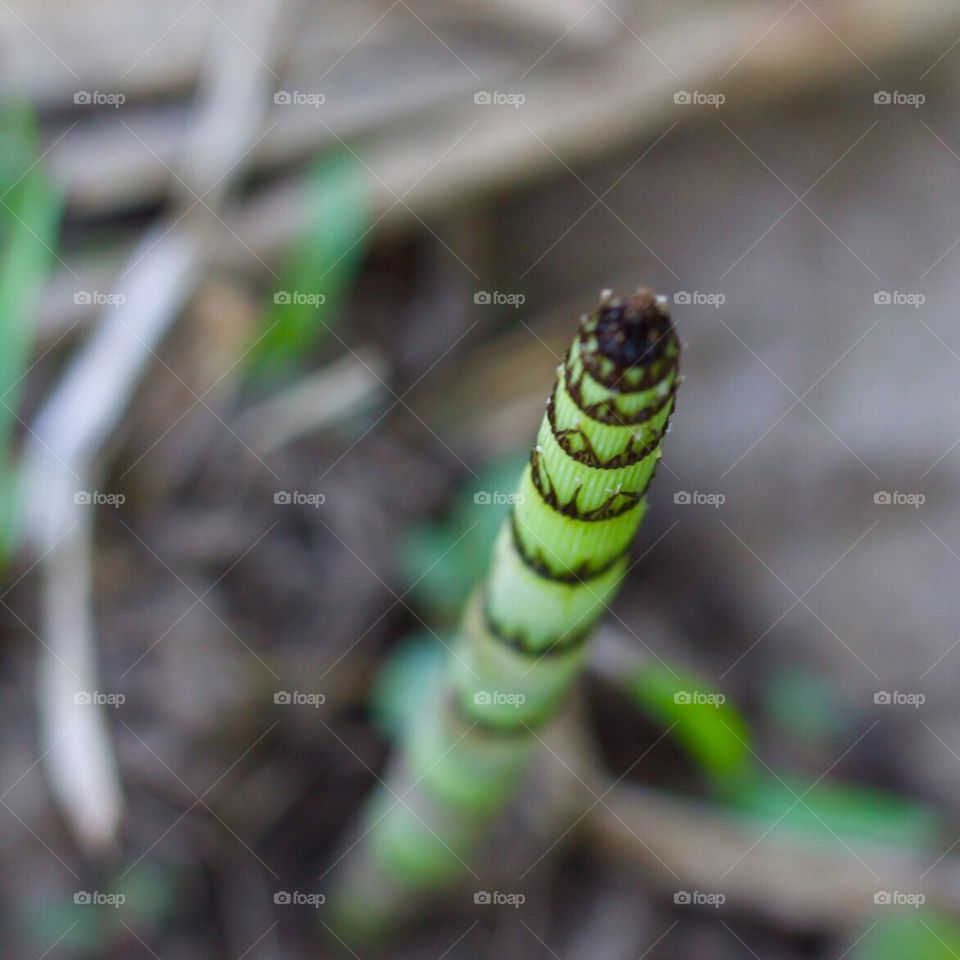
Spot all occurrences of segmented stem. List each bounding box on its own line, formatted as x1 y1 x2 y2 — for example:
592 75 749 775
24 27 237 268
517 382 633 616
330 289 680 934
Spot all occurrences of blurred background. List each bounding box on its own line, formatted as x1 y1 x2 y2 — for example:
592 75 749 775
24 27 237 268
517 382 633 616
2 0 960 956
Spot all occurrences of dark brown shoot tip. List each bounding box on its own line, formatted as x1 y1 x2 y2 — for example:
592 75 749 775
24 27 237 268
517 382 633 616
591 288 674 371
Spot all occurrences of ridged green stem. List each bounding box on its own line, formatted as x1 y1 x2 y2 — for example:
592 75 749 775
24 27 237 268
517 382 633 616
329 289 681 937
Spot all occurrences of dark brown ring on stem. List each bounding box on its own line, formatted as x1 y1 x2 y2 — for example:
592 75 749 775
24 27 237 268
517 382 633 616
482 595 593 658
508 508 629 583
545 393 670 471
529 445 649 520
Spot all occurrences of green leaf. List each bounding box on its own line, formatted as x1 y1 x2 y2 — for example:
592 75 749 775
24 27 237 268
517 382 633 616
370 631 448 741
0 101 64 562
248 152 369 379
624 664 753 792
727 772 941 850
763 666 849 745
111 860 178 926
23 861 178 953
23 898 106 954
852 912 960 960
398 453 529 620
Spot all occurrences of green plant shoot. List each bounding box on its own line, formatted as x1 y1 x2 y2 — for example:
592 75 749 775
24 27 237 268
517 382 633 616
331 288 681 934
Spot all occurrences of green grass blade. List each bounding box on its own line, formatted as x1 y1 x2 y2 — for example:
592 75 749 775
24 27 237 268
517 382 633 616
624 663 753 792
0 102 64 562
727 771 941 849
247 152 369 379
852 913 960 960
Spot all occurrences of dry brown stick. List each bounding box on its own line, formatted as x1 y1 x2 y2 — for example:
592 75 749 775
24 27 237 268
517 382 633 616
20 0 291 855
45 0 960 218
0 0 370 108
38 0 960 338
27 226 207 854
4 0 565 110
225 0 957 258
48 34 521 215
585 783 960 930
236 348 388 455
574 630 960 930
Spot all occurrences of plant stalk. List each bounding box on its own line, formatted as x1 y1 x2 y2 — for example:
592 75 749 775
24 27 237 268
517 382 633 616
329 288 681 936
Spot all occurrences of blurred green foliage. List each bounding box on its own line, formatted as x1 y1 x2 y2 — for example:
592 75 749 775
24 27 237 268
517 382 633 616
399 458 750 793
24 861 176 954
624 663 752 793
853 912 960 960
392 458 944 865
398 453 528 621
763 665 852 745
370 629 446 740
247 152 369 379
0 102 64 562
728 772 941 850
